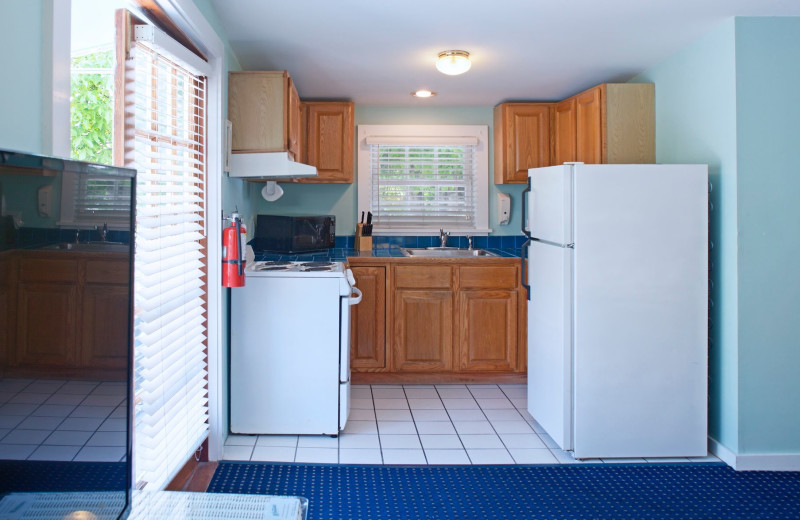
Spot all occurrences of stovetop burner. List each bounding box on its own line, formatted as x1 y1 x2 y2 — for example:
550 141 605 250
250 260 344 275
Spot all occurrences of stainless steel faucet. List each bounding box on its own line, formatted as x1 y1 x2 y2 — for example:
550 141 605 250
466 235 473 250
439 228 450 247
99 222 108 242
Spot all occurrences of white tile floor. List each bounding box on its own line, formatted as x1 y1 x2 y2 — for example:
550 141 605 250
0 378 127 462
223 384 722 465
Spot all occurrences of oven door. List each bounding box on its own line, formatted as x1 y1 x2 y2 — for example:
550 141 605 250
339 272 362 429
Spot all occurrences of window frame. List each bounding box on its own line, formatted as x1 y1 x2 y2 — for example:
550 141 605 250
357 124 491 236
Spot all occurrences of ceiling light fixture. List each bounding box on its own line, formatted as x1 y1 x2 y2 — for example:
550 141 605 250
412 89 436 98
436 50 471 75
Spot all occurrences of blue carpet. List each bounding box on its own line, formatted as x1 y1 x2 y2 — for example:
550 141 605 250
0 461 126 494
209 462 800 520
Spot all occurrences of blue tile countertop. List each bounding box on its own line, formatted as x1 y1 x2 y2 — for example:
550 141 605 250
253 235 526 262
1 226 131 252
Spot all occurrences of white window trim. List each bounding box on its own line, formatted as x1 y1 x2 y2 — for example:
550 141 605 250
357 124 491 236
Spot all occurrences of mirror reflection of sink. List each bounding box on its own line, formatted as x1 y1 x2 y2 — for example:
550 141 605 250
401 247 498 258
42 242 129 253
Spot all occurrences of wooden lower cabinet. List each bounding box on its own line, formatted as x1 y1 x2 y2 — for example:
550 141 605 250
81 285 130 369
349 259 526 381
16 282 78 368
393 289 453 372
2 251 130 378
350 266 386 369
458 289 518 371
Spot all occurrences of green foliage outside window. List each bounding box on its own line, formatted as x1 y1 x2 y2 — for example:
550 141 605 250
70 50 113 165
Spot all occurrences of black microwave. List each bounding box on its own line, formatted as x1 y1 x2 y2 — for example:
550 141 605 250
252 214 335 253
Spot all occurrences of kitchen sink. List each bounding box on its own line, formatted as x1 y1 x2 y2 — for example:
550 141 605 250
41 242 130 253
401 247 498 258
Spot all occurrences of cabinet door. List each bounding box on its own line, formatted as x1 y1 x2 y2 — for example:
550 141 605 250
287 76 302 161
458 290 518 371
350 266 386 369
16 282 78 367
81 285 130 371
393 289 453 372
575 86 603 164
301 102 354 183
495 104 551 184
553 98 577 165
228 71 287 153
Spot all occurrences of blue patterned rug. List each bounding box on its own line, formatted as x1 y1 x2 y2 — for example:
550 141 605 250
209 462 800 520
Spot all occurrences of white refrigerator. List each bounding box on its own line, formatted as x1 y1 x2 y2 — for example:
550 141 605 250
523 163 708 459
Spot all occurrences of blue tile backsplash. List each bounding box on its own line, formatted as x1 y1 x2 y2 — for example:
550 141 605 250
255 235 526 262
12 227 131 249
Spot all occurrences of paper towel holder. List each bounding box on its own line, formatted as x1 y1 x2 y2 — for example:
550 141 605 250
497 192 511 225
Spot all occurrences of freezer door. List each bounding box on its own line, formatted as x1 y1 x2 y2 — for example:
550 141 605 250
571 164 708 458
527 240 573 451
528 165 573 245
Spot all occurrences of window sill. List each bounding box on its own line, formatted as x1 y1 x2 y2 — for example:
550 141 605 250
373 228 493 236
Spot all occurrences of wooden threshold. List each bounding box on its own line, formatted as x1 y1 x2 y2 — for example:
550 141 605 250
165 438 217 492
351 372 526 385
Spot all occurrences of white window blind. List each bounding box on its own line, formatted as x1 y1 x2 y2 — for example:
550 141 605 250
369 143 478 230
74 174 133 224
358 125 490 235
131 37 208 490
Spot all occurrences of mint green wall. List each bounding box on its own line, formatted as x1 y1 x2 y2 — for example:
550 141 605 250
0 1 45 153
633 16 800 459
631 19 740 452
734 17 800 454
251 106 525 236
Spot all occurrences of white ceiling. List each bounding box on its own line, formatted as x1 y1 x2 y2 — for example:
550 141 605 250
209 0 800 106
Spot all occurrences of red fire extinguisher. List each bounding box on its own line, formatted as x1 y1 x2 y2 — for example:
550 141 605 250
222 213 247 287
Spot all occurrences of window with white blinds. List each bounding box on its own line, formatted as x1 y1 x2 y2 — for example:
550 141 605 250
357 125 490 234
130 28 209 490
74 175 133 224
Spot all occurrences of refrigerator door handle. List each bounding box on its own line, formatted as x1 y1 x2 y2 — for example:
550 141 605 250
520 238 531 300
521 177 532 238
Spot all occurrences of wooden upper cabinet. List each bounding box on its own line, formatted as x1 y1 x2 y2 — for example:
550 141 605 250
575 87 603 163
299 101 354 183
563 83 655 165
228 71 303 161
287 77 302 161
553 98 577 165
494 103 551 184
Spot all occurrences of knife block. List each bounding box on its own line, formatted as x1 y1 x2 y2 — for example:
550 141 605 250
355 223 372 251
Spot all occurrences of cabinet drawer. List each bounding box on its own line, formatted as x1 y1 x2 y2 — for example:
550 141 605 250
459 266 518 290
394 265 452 289
85 259 129 285
20 258 78 283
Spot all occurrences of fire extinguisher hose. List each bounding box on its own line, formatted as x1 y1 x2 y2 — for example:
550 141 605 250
235 218 243 276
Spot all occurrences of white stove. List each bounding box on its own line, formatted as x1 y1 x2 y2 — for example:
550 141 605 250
249 260 346 275
230 259 362 436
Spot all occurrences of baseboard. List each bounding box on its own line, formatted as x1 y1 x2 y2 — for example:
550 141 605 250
735 453 800 471
709 437 800 471
708 437 736 468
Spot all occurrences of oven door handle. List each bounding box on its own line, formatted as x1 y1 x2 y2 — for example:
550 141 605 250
348 286 363 305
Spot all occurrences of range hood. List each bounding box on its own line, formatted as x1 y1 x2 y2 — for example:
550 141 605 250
228 152 317 179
